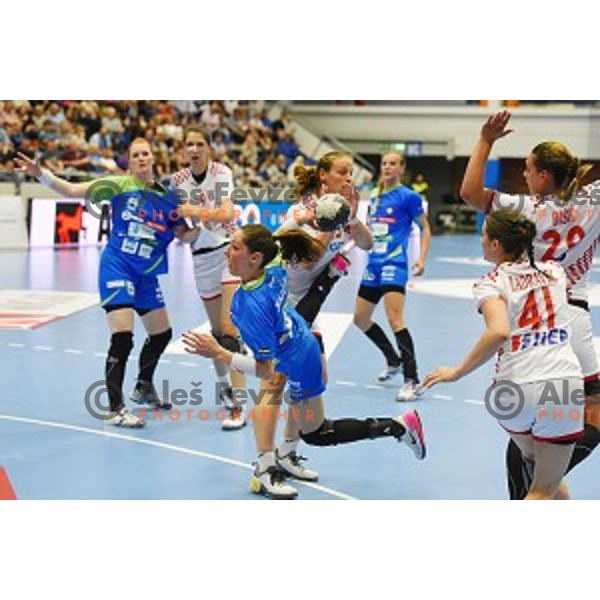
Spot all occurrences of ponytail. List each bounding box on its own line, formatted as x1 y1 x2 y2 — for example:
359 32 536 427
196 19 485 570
532 141 594 203
273 229 324 265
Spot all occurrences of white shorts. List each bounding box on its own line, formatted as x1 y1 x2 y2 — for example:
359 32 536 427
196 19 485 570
192 246 239 300
568 303 600 382
492 377 585 442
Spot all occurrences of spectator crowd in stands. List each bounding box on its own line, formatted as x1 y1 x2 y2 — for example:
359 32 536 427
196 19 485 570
0 100 308 188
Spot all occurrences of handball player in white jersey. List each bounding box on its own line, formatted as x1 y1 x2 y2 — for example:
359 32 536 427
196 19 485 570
424 211 584 499
461 110 600 498
171 126 246 430
264 151 373 482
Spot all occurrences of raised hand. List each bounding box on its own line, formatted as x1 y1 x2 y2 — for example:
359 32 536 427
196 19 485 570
481 110 514 145
14 152 43 178
341 182 360 217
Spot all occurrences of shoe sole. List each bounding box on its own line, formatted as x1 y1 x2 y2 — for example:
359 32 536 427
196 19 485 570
106 420 145 429
222 421 247 431
377 369 402 383
249 476 298 499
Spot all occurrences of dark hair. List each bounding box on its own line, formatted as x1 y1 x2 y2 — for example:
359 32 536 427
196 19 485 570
184 126 211 144
241 224 324 268
532 141 593 202
485 210 553 280
293 151 351 197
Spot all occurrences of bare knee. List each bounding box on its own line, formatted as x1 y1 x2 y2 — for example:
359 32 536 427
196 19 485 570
353 312 371 331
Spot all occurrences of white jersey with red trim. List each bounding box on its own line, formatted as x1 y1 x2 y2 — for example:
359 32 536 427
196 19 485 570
472 260 581 384
487 180 600 301
280 210 350 304
170 161 236 251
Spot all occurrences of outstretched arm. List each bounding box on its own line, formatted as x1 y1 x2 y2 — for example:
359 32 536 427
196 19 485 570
460 111 513 211
15 152 92 198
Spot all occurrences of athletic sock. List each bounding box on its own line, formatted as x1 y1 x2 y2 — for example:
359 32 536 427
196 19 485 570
394 328 418 381
364 323 400 366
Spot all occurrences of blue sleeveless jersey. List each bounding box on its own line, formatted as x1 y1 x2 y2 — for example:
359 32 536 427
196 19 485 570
231 264 325 401
368 184 423 264
91 175 185 276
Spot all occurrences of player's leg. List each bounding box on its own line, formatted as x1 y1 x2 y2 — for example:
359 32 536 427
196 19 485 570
566 305 600 471
381 283 421 402
354 279 401 382
526 440 575 500
249 373 298 499
274 372 320 482
98 258 143 428
129 278 172 410
525 377 584 499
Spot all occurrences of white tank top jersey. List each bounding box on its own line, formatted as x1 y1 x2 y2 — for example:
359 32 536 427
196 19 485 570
280 208 350 303
170 161 236 251
487 179 600 302
472 260 582 384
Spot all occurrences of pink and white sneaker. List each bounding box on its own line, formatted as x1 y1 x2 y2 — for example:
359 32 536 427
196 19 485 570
394 410 426 460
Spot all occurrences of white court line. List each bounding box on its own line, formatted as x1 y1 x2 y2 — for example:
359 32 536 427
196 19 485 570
8 343 25 348
464 399 484 405
33 346 53 351
364 384 384 390
0 414 356 501
335 381 356 387
433 394 453 400
64 349 84 355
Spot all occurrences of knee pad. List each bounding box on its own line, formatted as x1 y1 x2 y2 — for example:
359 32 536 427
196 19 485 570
212 330 242 353
108 331 134 360
300 419 334 446
145 328 172 353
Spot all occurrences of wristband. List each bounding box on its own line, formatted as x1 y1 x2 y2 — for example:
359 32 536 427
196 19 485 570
348 216 359 226
38 169 56 188
231 352 257 375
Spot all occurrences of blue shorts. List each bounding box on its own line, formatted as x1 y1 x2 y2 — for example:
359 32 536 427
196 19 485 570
98 248 166 312
360 258 408 289
276 333 326 402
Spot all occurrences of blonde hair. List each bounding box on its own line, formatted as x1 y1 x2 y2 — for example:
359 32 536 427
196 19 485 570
375 151 405 204
293 151 351 197
532 141 593 202
128 138 152 156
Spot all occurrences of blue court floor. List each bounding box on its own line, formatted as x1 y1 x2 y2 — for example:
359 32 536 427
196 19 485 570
1 235 599 499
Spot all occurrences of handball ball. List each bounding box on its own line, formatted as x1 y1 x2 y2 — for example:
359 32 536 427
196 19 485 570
314 194 351 232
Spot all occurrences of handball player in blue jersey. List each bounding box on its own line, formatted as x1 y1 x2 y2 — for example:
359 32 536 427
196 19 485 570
17 139 198 427
354 151 431 402
183 224 426 499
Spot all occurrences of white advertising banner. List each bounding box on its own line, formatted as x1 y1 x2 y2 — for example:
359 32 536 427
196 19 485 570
29 198 104 247
0 195 28 249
